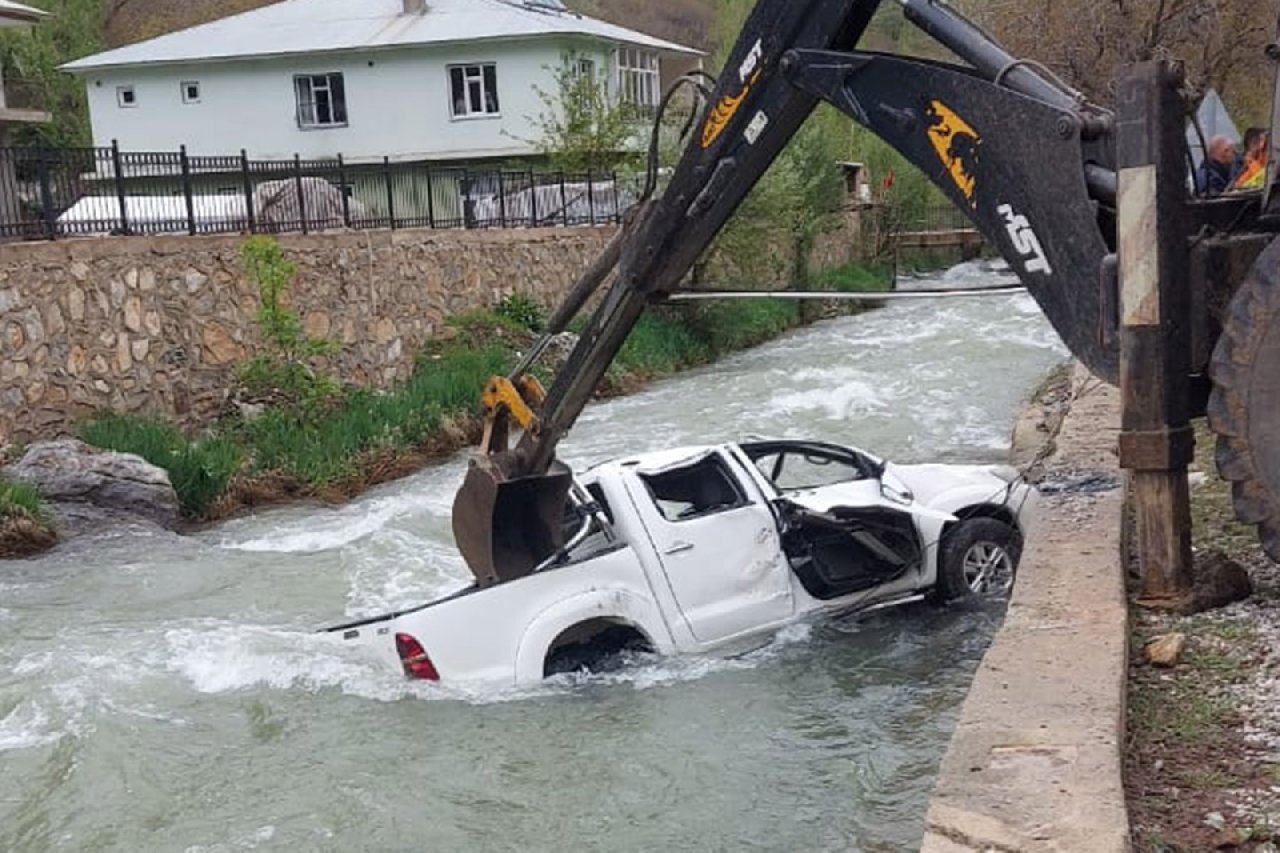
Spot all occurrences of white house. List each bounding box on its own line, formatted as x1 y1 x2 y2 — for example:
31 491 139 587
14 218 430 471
62 0 701 164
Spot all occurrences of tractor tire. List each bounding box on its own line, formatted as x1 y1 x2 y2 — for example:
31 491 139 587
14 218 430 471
1208 235 1280 562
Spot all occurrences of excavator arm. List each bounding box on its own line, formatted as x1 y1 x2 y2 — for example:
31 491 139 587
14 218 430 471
453 0 1122 585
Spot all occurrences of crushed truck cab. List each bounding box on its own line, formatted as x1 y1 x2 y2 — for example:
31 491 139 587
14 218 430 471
328 439 1038 685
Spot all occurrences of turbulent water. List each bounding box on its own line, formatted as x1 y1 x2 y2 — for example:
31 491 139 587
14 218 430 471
1 261 1067 852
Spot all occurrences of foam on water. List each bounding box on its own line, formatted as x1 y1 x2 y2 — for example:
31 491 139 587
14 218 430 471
0 701 61 753
214 490 446 554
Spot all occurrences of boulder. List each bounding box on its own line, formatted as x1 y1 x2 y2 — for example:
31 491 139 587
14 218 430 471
1143 632 1186 668
3 439 180 530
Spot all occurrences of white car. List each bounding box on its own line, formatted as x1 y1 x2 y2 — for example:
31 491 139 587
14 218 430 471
328 439 1037 684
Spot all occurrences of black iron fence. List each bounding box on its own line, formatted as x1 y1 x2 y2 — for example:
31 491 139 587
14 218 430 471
0 144 634 241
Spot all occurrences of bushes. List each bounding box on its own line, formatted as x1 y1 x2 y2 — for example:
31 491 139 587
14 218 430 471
495 293 546 332
809 263 893 293
77 413 243 518
0 477 46 521
231 342 510 487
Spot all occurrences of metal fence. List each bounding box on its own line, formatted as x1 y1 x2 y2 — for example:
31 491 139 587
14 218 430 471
0 144 634 241
900 203 975 233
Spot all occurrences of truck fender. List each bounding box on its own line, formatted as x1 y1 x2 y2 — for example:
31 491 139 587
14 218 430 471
513 588 673 684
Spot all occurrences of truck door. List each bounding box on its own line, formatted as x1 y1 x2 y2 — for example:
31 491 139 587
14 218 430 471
623 451 794 644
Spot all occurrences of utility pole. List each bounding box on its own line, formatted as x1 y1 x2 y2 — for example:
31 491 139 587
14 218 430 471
1115 61 1195 607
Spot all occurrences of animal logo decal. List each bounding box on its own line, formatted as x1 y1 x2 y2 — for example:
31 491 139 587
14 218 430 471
925 100 981 205
702 39 765 149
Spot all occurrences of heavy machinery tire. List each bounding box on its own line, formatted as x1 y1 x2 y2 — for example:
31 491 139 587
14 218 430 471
1208 236 1280 562
934 518 1023 601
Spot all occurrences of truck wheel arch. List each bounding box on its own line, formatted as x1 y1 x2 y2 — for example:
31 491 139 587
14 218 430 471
513 589 671 684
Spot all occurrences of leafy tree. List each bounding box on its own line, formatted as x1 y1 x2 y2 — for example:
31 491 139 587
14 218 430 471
239 236 341 416
697 0 851 285
528 52 645 174
0 0 103 147
959 0 1271 124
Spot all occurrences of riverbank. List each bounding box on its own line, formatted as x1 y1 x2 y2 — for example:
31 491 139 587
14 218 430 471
922 361 1131 851
1125 420 1280 850
0 265 891 558
0 478 55 557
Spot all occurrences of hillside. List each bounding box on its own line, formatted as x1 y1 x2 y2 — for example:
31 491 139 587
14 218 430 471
103 0 716 50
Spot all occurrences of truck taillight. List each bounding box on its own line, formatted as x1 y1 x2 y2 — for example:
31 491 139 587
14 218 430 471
395 632 440 681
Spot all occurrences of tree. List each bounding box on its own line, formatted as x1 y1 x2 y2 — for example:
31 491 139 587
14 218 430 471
0 0 103 147
961 0 1272 124
698 0 851 285
528 53 644 174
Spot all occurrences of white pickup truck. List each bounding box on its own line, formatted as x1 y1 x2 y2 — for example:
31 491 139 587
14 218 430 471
327 439 1037 684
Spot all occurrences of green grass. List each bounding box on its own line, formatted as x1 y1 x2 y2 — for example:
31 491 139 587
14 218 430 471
808 262 894 293
0 477 45 521
73 275 879 516
77 414 243 518
234 343 510 487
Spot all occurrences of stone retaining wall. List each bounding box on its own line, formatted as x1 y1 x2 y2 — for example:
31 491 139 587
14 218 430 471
0 211 865 448
0 227 616 446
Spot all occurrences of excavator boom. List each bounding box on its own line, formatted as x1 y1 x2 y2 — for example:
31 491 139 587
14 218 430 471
453 0 1123 583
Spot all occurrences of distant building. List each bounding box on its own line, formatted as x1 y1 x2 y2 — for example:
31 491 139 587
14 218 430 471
62 0 701 164
0 0 52 145
0 0 51 240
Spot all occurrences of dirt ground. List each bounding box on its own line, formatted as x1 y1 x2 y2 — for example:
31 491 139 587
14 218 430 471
1125 419 1280 852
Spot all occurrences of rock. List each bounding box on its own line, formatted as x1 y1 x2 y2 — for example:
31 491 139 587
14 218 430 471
1214 827 1245 849
3 439 180 530
1205 812 1227 832
183 269 208 292
123 296 143 333
67 345 88 377
0 515 57 559
1144 633 1186 667
68 287 86 322
542 331 581 373
1192 552 1253 612
202 323 245 365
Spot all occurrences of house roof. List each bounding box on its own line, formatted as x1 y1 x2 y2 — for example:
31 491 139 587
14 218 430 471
0 0 47 28
62 0 701 72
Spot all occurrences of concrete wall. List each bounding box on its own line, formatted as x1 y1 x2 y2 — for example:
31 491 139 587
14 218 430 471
0 225 616 446
78 37 658 162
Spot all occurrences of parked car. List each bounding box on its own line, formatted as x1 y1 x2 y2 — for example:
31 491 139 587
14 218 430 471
326 439 1038 684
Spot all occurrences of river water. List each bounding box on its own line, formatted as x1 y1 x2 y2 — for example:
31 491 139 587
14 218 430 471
1 262 1067 852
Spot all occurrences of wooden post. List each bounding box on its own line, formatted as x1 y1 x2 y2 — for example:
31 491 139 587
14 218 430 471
1115 61 1194 607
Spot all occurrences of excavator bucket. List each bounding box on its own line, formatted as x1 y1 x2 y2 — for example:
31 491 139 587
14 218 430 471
451 453 574 587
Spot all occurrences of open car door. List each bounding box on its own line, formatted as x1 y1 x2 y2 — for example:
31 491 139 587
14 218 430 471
739 441 940 600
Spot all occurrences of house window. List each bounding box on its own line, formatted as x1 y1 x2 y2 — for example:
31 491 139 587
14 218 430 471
575 57 596 81
117 85 137 108
617 47 659 115
449 63 500 118
294 73 348 129
181 81 201 104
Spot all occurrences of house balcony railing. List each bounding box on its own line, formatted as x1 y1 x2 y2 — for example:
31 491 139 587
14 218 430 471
0 77 50 119
0 142 635 240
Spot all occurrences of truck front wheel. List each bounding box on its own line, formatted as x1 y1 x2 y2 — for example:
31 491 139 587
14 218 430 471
935 518 1022 601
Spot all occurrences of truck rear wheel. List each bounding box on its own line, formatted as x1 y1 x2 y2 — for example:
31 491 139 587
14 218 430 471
543 622 652 678
1209 236 1280 561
